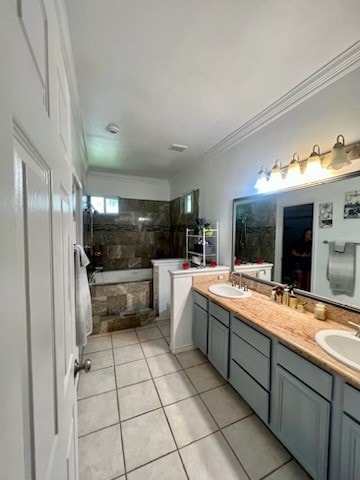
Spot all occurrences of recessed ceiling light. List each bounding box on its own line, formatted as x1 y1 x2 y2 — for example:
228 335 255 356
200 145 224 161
169 143 188 152
106 123 120 134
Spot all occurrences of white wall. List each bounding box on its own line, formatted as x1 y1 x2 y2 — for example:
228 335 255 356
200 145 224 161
169 67 360 267
274 176 360 308
87 171 170 201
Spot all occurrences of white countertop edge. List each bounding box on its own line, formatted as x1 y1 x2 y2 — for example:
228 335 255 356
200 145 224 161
169 266 230 277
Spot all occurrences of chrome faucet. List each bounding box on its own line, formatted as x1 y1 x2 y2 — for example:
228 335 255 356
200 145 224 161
89 267 103 284
231 271 242 289
348 321 360 338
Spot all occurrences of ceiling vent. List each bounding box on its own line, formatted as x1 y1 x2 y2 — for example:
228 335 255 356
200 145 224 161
170 143 188 152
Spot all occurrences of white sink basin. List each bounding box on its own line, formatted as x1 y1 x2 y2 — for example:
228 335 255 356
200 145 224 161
208 284 252 299
315 329 360 372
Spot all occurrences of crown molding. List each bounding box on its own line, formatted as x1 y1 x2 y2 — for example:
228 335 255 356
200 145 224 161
196 41 360 164
87 170 170 186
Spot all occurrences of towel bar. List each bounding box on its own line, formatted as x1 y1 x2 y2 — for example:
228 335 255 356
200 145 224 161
323 240 360 245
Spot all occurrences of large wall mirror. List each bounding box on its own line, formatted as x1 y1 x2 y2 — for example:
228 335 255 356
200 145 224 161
232 171 360 311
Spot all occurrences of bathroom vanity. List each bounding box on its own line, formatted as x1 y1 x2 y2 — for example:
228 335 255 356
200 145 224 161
192 279 360 480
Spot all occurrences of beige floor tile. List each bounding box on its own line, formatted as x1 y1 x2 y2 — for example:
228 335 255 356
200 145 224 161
135 323 156 330
117 380 161 421
154 371 197 405
84 349 114 371
263 460 311 480
165 396 217 447
164 336 170 345
112 330 139 348
223 415 291 480
147 353 182 378
157 323 170 337
155 318 170 327
201 384 252 428
83 334 112 354
121 409 176 471
142 337 170 357
185 362 226 393
78 367 115 399
180 431 248 480
115 359 151 388
136 326 162 342
127 452 187 480
78 391 119 436
113 343 144 365
176 349 207 369
79 424 125 480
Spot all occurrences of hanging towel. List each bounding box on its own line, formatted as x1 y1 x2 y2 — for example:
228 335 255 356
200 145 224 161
327 242 356 293
74 244 93 346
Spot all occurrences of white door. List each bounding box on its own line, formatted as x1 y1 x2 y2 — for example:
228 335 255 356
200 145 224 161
14 125 78 480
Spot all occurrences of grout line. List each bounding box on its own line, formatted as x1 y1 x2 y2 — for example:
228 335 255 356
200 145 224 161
217 426 252 480
124 448 179 476
257 458 295 480
78 419 121 439
136 331 190 480
111 334 128 480
78 386 116 402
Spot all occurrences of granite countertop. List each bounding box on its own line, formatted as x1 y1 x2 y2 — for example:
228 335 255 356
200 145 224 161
193 277 360 389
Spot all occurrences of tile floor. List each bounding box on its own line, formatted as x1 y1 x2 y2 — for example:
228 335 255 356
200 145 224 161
78 319 311 480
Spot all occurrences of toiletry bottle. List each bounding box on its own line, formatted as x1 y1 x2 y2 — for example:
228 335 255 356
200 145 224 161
282 286 290 306
314 303 326 320
289 295 298 308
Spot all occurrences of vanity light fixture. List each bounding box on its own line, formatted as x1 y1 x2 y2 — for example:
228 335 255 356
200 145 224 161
327 135 351 171
253 166 269 191
253 134 360 193
266 160 283 192
285 153 302 187
304 144 325 181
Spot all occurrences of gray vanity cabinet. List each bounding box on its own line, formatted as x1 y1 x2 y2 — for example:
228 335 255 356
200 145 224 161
273 344 332 480
208 302 230 378
340 384 360 479
192 292 208 355
229 315 271 424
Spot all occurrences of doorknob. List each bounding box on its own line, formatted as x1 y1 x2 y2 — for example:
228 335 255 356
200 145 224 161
74 359 92 377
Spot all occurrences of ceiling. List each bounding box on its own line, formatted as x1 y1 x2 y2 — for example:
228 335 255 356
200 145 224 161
64 0 360 180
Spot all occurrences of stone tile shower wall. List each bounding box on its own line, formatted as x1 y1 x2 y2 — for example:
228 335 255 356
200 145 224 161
89 199 171 270
235 196 276 263
170 189 199 258
90 280 154 333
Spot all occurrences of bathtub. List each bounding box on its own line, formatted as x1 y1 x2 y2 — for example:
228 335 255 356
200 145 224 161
91 268 153 285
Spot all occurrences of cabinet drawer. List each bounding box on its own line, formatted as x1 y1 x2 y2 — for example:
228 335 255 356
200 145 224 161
277 343 333 401
193 291 208 311
232 315 271 357
344 384 360 423
209 301 230 327
229 359 269 424
232 332 270 390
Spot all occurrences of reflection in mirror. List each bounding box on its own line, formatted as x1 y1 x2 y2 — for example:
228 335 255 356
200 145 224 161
233 172 360 310
234 196 276 265
282 204 313 292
